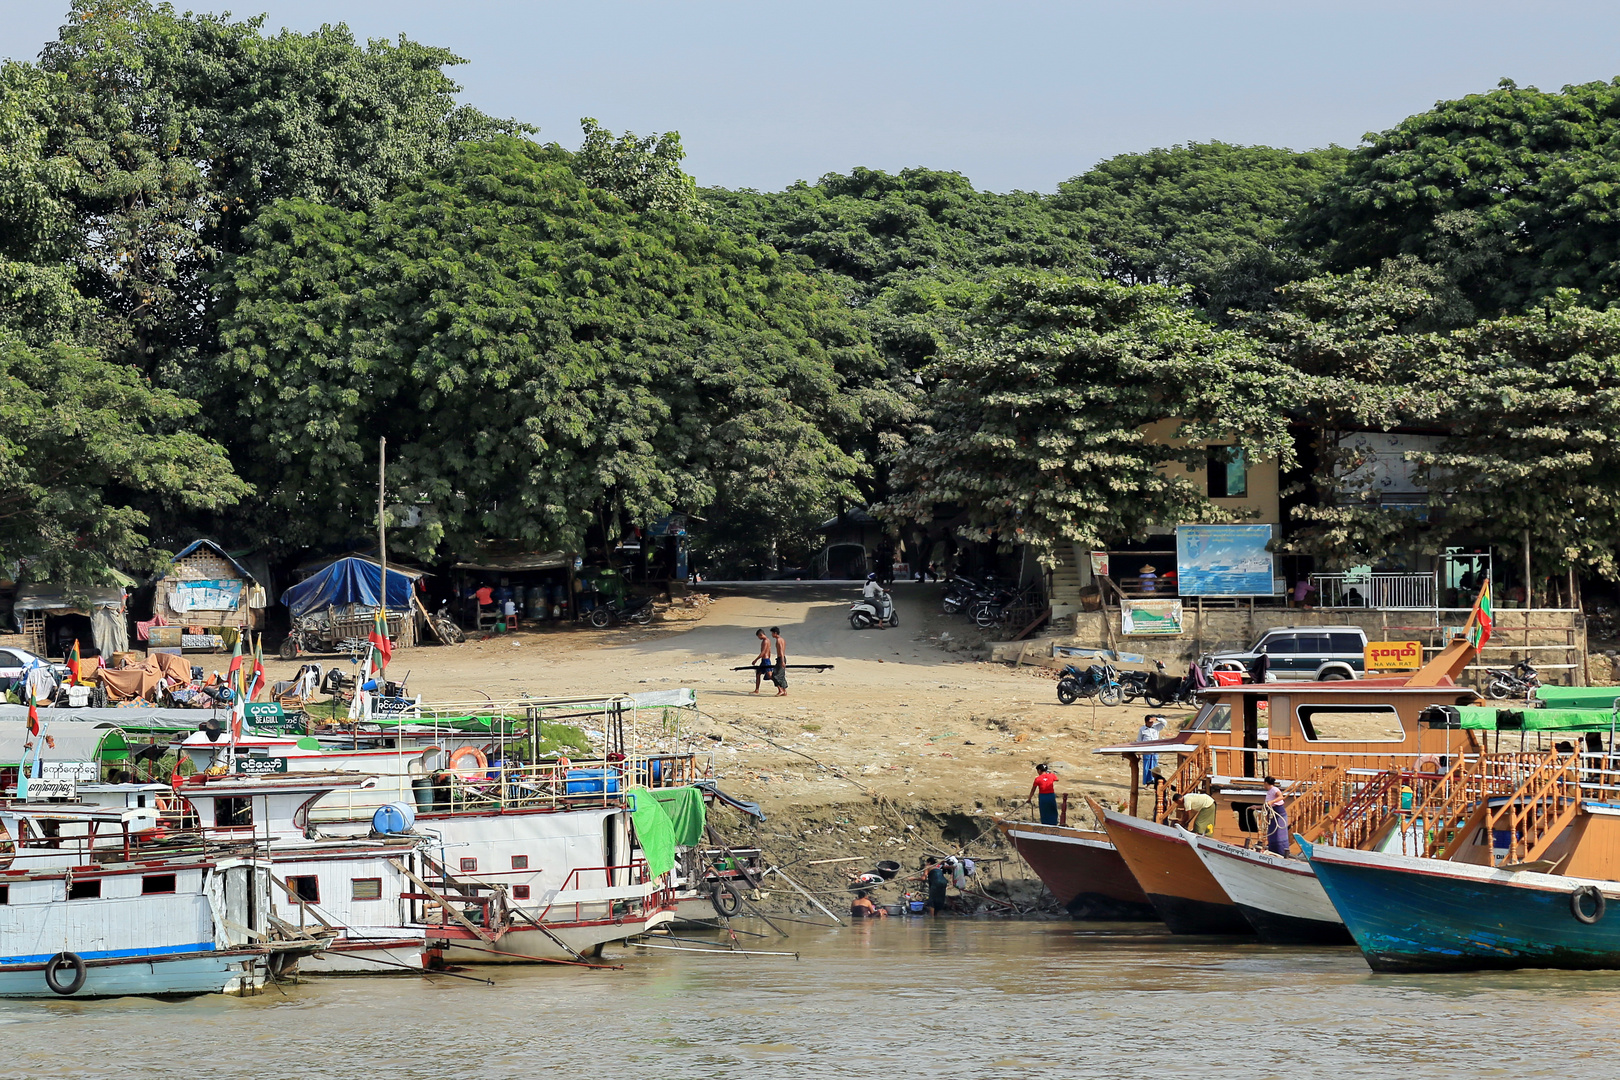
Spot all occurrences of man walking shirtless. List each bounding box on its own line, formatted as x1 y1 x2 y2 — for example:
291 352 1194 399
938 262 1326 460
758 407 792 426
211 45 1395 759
770 626 788 697
750 629 773 694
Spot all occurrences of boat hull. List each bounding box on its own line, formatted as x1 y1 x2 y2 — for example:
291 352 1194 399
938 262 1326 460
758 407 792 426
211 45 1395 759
995 820 1157 919
0 949 262 999
429 907 676 964
1097 808 1251 935
1187 834 1351 945
1306 842 1620 973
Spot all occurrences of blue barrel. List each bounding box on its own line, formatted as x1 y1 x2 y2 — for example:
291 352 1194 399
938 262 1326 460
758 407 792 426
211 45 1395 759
372 801 418 834
564 768 620 795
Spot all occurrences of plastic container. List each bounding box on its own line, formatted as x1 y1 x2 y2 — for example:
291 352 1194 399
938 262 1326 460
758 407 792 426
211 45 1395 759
526 585 547 620
565 768 621 795
875 860 901 880
410 776 438 812
372 801 417 834
908 900 926 913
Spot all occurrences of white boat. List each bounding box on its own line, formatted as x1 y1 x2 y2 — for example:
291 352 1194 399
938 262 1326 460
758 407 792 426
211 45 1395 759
1184 829 1351 944
0 804 288 997
174 771 677 972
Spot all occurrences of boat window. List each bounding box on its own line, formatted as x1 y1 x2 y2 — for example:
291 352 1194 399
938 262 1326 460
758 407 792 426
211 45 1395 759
1297 705 1404 742
0 885 9 905
285 875 319 903
513 885 531 900
215 797 252 829
351 878 382 901
142 874 176 894
459 858 477 873
511 855 529 870
68 880 100 900
1233 802 1263 832
1185 704 1231 732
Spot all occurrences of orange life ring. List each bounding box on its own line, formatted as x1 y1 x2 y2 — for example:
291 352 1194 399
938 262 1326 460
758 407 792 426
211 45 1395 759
448 746 489 775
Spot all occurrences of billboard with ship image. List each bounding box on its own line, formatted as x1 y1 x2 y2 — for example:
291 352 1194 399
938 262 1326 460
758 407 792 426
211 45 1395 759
1175 524 1275 596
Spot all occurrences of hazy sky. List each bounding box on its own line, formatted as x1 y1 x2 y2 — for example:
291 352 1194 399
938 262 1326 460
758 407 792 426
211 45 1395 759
5 1 1620 192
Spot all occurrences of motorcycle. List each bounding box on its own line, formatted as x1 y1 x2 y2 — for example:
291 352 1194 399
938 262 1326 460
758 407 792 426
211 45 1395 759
941 575 986 616
587 595 656 628
1141 659 1206 708
1484 659 1541 700
1057 662 1122 706
431 600 466 644
1118 667 1153 704
850 588 899 629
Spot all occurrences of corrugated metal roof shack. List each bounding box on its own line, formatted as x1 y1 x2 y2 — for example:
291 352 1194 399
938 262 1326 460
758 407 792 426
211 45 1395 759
153 540 267 633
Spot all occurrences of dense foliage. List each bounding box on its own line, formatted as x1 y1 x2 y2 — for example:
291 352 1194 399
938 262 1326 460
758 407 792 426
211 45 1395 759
213 137 882 560
883 275 1296 561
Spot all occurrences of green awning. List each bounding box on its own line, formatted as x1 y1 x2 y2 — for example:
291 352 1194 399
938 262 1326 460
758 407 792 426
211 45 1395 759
1536 686 1620 710
652 785 708 847
1452 705 1618 731
628 786 676 878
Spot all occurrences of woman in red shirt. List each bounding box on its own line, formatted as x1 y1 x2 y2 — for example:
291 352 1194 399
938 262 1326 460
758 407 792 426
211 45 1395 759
1027 763 1060 825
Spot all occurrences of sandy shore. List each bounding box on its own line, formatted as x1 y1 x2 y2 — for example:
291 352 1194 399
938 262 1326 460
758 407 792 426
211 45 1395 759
254 583 1196 909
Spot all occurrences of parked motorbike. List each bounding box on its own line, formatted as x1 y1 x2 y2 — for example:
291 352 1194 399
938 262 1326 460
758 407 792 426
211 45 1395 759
1118 667 1153 704
1057 662 1122 706
587 595 656 628
941 575 986 616
432 600 466 644
850 588 899 629
1141 659 1207 708
1484 659 1541 700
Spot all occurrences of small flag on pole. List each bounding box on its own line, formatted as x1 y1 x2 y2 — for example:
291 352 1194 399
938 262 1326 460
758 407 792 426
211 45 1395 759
67 639 82 686
1468 581 1495 649
368 608 392 671
26 698 39 739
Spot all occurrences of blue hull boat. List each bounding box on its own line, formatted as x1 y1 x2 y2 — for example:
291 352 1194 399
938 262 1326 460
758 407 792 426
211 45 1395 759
1303 839 1620 973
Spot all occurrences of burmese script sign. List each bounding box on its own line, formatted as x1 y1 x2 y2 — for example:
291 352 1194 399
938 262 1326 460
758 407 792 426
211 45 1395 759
1365 640 1423 671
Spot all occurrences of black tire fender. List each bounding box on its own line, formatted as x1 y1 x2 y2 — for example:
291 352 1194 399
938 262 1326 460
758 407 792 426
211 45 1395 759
44 952 86 996
1573 885 1606 925
710 881 743 918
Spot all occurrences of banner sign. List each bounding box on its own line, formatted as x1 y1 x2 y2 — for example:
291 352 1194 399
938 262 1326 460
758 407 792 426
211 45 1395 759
1089 551 1110 578
25 777 76 799
41 761 97 783
1121 599 1184 636
234 756 289 775
244 702 285 721
1365 640 1424 671
169 579 243 613
1175 524 1275 596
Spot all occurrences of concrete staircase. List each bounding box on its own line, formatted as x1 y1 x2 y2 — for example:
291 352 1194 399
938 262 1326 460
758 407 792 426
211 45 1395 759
1050 544 1086 621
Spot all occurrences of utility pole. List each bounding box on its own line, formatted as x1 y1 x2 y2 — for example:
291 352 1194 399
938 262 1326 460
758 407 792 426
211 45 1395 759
379 437 388 632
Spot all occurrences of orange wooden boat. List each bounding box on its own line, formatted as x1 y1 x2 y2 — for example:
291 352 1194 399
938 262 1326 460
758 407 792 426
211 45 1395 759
1092 798 1252 934
994 820 1155 919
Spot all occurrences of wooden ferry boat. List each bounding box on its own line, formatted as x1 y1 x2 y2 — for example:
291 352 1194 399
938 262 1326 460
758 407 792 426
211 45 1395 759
992 820 1155 919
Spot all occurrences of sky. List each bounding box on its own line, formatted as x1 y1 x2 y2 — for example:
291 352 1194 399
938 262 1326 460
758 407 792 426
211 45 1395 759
4 1 1620 193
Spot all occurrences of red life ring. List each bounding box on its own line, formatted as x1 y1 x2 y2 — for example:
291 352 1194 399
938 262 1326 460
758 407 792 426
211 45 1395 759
448 746 488 775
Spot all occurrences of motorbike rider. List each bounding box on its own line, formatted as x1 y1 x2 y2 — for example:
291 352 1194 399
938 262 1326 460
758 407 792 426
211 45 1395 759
861 573 891 626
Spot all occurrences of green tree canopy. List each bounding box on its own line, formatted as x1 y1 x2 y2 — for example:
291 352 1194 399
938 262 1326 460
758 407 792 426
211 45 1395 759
882 274 1296 562
573 118 703 215
24 0 517 374
1304 78 1620 318
1054 141 1349 316
213 136 884 559
0 335 248 584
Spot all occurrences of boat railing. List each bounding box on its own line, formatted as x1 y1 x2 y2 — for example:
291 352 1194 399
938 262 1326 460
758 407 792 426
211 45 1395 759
1464 750 1581 864
1417 753 1559 858
408 754 701 817
1155 745 1215 822
1311 767 1402 849
1280 763 1346 841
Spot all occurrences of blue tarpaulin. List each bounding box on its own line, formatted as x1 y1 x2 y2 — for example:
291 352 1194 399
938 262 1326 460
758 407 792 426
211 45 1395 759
281 558 418 618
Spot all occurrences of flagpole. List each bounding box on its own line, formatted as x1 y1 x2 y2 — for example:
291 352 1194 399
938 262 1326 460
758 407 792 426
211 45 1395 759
379 436 388 667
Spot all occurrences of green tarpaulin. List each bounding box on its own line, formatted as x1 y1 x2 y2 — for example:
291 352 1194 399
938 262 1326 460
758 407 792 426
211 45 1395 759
629 786 677 878
652 785 708 847
1535 686 1620 710
1453 705 1619 731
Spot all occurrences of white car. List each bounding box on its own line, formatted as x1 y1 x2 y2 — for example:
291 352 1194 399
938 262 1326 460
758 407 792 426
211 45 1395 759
0 647 71 685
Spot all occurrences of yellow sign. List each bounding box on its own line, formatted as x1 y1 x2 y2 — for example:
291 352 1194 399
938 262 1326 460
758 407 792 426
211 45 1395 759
1365 640 1423 671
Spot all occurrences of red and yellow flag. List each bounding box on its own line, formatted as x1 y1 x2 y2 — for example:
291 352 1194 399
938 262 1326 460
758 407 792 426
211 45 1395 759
66 639 82 686
26 698 39 739
368 608 392 671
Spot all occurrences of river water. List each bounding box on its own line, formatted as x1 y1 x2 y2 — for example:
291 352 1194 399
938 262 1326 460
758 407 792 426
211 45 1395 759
9 919 1620 1079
